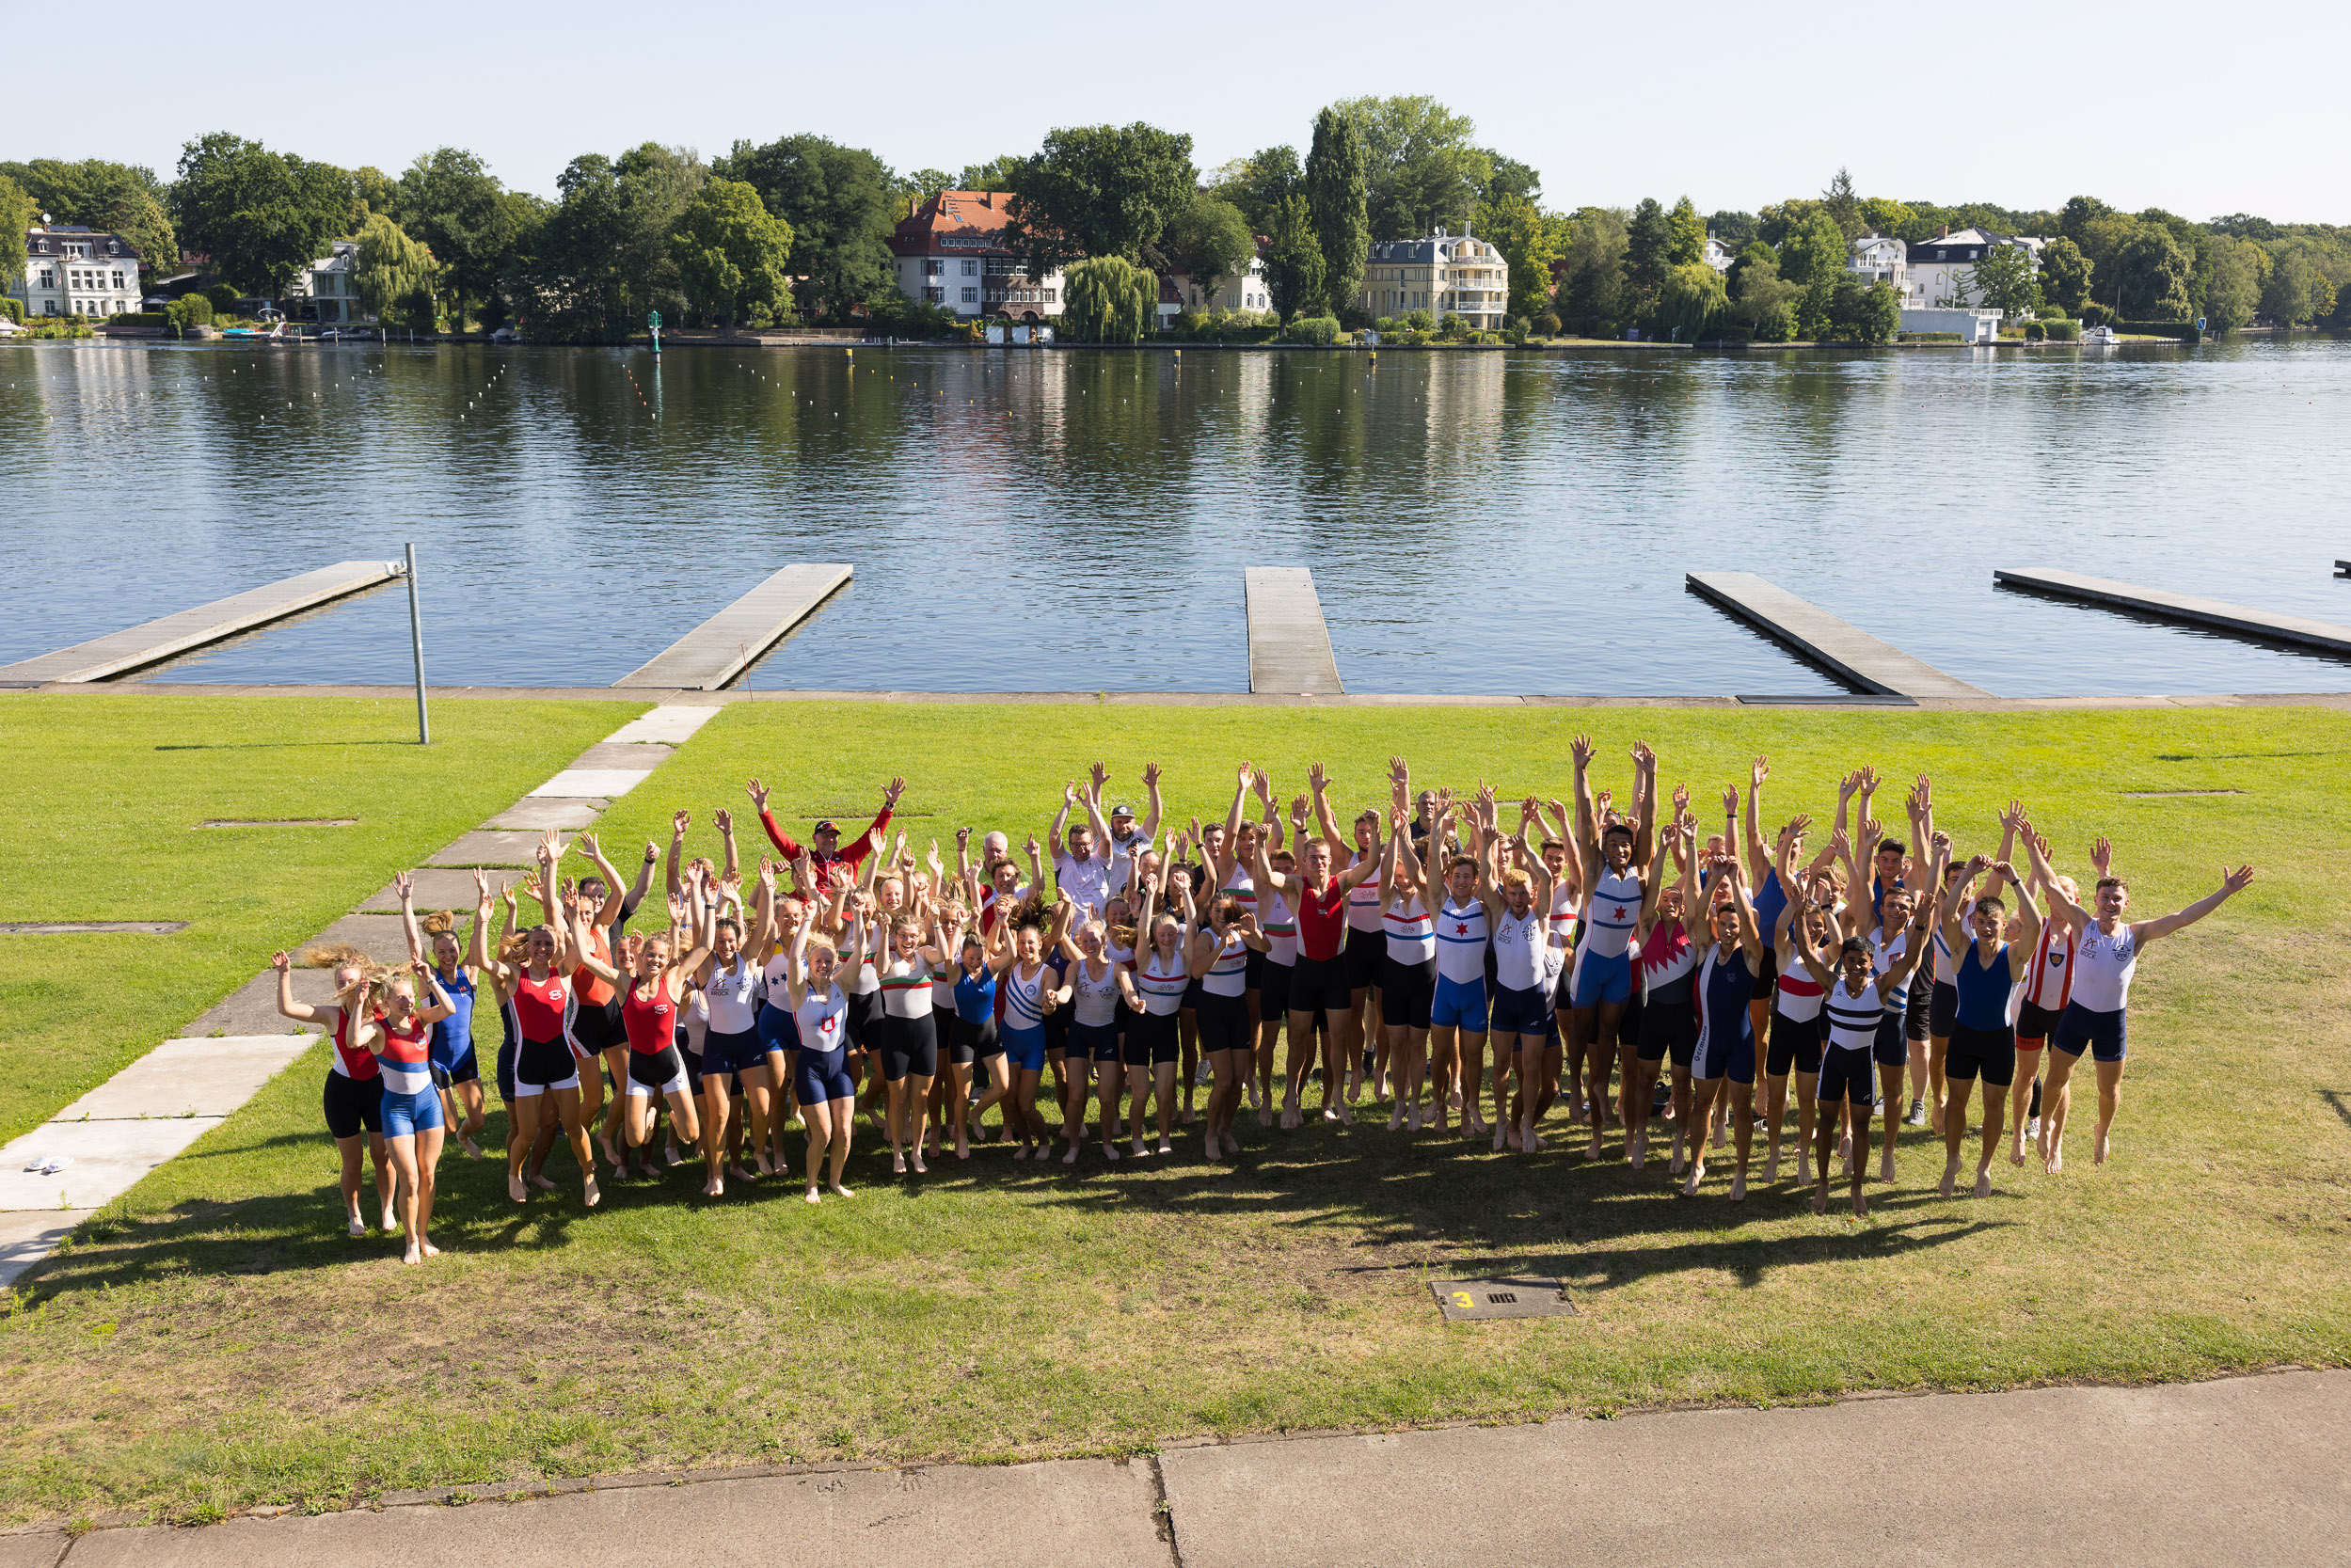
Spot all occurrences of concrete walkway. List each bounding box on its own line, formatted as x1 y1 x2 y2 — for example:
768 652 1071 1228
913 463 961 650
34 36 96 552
0 1370 2337 1565
0 704 722 1287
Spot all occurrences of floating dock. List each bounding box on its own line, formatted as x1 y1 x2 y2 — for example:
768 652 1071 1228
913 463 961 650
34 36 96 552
1687 572 1991 699
1995 568 2351 657
612 564 852 690
1246 567 1344 695
0 561 405 685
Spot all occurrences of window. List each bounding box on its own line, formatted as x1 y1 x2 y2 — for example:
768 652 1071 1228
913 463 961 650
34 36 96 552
925 259 944 277
924 286 943 302
1044 289 1056 303
43 300 57 315
38 269 53 289
112 270 126 289
961 286 977 303
961 259 978 276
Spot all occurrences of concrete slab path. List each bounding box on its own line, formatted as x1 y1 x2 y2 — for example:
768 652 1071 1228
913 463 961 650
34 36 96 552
1688 571 1991 699
1245 567 1344 696
0 1370 2335 1565
612 563 852 690
0 706 704 1285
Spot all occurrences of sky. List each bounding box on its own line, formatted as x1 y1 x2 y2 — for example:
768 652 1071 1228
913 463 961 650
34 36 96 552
13 0 2347 224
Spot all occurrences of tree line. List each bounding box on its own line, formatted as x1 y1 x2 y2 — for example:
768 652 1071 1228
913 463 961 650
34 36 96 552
4 122 2346 341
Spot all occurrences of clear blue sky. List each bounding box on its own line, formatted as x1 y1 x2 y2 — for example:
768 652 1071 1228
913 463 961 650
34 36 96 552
17 0 2347 223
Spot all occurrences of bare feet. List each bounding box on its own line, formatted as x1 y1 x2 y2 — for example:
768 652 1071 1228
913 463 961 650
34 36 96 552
829 1181 854 1199
1811 1187 1828 1215
2045 1137 2065 1175
1730 1171 1747 1202
460 1136 484 1159
1763 1148 1779 1185
891 1151 906 1175
804 1185 821 1204
1493 1121 1509 1153
380 1198 398 1231
506 1174 526 1204
1682 1163 1704 1196
1258 1103 1273 1128
704 1176 723 1196
1161 1138 1175 1156
1939 1163 1959 1198
582 1175 600 1208
1387 1104 1405 1132
1061 1144 1077 1166
531 1172 557 1191
421 1240 439 1258
910 1149 928 1174
403 1244 422 1266
2094 1130 2112 1164
727 1164 755 1183
1973 1168 1993 1198
1879 1147 1897 1182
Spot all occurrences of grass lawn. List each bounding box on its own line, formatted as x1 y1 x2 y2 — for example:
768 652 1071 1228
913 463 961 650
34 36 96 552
4 699 2347 1527
0 694 641 1145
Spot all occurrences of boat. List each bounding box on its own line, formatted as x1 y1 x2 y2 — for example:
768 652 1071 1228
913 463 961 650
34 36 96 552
2080 325 2118 345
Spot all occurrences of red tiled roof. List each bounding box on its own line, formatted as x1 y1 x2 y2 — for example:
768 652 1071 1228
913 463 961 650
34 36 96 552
889 189 1023 258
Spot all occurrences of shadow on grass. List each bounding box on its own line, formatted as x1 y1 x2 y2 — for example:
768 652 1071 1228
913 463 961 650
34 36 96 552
2323 1089 2351 1132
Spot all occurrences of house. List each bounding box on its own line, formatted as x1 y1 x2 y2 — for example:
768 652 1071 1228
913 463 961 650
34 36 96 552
284 240 370 324
10 220 141 318
1904 226 2043 309
1358 225 1511 329
1164 244 1277 320
1898 307 2004 342
886 190 1066 322
1704 234 1737 273
1847 232 1907 293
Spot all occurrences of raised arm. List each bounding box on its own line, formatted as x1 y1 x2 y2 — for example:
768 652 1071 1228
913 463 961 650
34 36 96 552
394 870 426 964
665 809 691 896
466 872 496 974
1309 761 1345 860
2135 863 2256 946
2002 863 2042 977
1630 741 1659 872
1050 782 1076 849
1742 756 1771 885
1139 760 1166 844
1569 733 1599 857
270 949 326 1023
1940 853 1991 957
2021 825 2089 933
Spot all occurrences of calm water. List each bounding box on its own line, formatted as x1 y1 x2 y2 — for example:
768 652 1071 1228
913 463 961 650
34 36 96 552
4 338 2348 696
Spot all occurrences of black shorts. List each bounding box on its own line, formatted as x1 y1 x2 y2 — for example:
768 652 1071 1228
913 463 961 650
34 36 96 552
496 1036 518 1102
1244 947 1265 991
1379 955 1436 1031
951 1014 1000 1065
1288 954 1352 1016
1197 990 1251 1055
1766 1009 1823 1077
1637 997 1698 1067
1343 925 1386 990
1873 1013 1910 1069
516 1033 579 1087
845 990 883 1051
1753 945 1780 1000
323 1071 383 1139
627 1044 689 1096
1818 1044 1875 1106
879 1013 939 1081
1260 958 1293 1019
1181 977 1206 1011
1614 985 1644 1048
1903 981 1930 1043
1928 979 1960 1037
570 994 625 1053
2015 1001 2064 1044
1124 1008 1181 1067
429 1050 480 1091
1042 1002 1070 1058
1944 1022 2017 1086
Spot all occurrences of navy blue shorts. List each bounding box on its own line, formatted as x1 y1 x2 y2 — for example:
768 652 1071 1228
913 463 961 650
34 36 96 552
794 1043 858 1104
1872 1013 1910 1069
2051 1002 2127 1063
1069 1019 1120 1064
1818 1043 1874 1106
702 1025 766 1077
755 1002 800 1057
1489 982 1551 1037
1638 997 1697 1066
1692 1022 1755 1085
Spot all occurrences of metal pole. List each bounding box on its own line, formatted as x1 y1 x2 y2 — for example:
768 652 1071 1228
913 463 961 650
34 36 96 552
405 542 429 744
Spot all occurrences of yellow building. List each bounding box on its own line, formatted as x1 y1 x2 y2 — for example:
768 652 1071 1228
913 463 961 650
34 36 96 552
1358 224 1510 329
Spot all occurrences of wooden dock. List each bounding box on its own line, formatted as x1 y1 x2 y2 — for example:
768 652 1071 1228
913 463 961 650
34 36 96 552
0 561 405 685
612 564 852 690
1245 567 1343 695
1687 572 1991 699
1994 568 2351 657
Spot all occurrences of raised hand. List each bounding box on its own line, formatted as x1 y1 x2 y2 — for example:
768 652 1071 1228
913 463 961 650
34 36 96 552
271 949 293 973
1569 733 1595 768
1671 782 1692 816
1829 827 1851 858
759 859 778 891
1631 740 1655 768
1063 781 1080 807
1991 860 2018 881
1307 760 1328 794
1024 832 1040 858
1965 853 1993 876
1999 799 2025 833
1721 785 1739 817
1837 770 1862 802
2091 836 2114 878
673 808 691 835
474 867 492 902
500 879 517 910
882 775 907 808
1142 761 1162 789
2222 863 2255 895
575 831 601 863
1787 812 1813 839
665 891 687 925
1237 759 1255 788
713 809 732 835
1751 755 1768 788
955 825 972 848
392 869 414 903
1289 793 1310 826
1857 768 1880 800
746 777 770 810
1089 759 1109 793
1930 830 1953 853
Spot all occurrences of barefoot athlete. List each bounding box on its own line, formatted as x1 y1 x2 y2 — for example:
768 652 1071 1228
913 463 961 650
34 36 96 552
568 876 712 1184
483 835 600 1209
1930 851 2041 1198
1680 829 1764 1200
396 871 494 1160
274 945 395 1237
1257 762 1382 1127
1789 897 1933 1218
1564 736 1657 1160
2022 829 2254 1172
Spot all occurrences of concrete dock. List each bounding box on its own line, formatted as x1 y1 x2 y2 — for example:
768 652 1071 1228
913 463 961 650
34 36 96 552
1245 567 1343 695
612 564 852 690
1687 571 1991 699
1995 567 2351 657
0 561 405 685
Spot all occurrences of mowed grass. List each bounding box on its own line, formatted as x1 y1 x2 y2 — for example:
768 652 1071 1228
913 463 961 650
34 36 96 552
0 694 640 1144
4 700 2349 1526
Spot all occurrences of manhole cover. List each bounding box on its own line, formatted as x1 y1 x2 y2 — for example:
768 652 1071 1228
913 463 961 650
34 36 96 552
2117 790 2244 799
0 921 190 935
1431 1276 1575 1322
197 818 358 828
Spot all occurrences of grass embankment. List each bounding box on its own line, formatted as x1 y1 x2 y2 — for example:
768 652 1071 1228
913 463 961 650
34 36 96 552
4 700 2348 1526
0 695 640 1145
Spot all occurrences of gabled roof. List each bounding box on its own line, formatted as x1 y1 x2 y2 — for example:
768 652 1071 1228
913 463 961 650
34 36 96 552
889 190 1022 258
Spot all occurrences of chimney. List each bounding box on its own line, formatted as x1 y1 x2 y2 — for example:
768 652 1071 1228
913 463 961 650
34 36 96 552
1940 225 1948 238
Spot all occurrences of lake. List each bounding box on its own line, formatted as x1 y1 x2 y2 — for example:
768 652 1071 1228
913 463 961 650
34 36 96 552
4 338 2347 697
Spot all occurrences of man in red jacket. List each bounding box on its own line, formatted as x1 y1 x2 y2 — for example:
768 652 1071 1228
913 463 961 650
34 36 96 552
747 774 905 875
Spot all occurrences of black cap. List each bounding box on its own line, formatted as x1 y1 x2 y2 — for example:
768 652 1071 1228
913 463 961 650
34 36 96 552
813 820 839 835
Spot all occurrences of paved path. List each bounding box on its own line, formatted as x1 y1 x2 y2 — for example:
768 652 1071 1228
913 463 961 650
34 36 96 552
0 1370 2336 1565
0 703 723 1287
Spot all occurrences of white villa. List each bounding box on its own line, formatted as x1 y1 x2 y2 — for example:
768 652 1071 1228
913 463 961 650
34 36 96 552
1903 227 2044 309
11 221 141 318
1848 233 1908 293
285 240 368 323
1358 225 1510 329
885 190 1066 323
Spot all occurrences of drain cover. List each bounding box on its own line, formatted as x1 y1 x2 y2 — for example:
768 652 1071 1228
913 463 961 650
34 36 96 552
0 921 190 935
1431 1276 1576 1321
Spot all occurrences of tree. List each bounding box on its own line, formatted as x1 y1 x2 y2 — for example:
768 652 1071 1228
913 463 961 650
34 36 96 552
672 179 793 332
394 149 528 333
353 211 437 330
517 146 703 342
2261 247 2327 329
1777 209 1849 291
1061 255 1156 342
1623 198 1675 312
902 168 953 200
1653 261 1726 339
1729 245 1799 341
0 158 178 278
0 175 35 289
1472 190 1562 325
956 155 1023 193
1003 122 1196 276
2201 234 2264 331
1970 244 2038 317
2112 226 2191 317
1666 196 1707 266
350 166 399 221
1160 192 1254 308
1553 206 1628 331
1334 95 1489 238
2038 236 2092 313
1477 154 1540 203
169 133 352 296
1264 193 1325 319
715 135 895 319
1853 278 1900 343
1203 147 1298 235
1305 108 1370 320
1822 166 1860 237
1708 210 1757 248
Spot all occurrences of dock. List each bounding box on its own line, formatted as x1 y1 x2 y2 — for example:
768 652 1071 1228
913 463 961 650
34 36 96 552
1245 567 1344 695
1995 568 2351 657
612 564 852 690
1686 572 1991 699
0 561 405 685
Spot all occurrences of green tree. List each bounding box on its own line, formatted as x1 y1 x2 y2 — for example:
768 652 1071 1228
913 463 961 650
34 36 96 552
1796 276 1835 340
1305 107 1370 320
1708 210 1757 247
1666 196 1707 265
671 178 793 332
1654 261 1726 339
956 155 1023 193
1821 166 1860 237
1003 122 1197 275
1202 147 1298 235
2200 234 2264 331
1477 154 1540 203
2038 236 2092 313
1264 193 1326 319
518 147 702 342
1160 192 1254 308
1472 190 1562 325
1334 95 1489 238
902 168 953 200
169 133 352 296
353 211 437 330
2112 226 2191 317
2260 247 2327 329
1061 255 1156 342
0 174 35 289
0 158 177 276
394 149 528 333
1623 198 1675 312
1970 244 2038 316
1853 278 1900 343
350 166 399 220
1776 209 1849 289
1729 245 1799 341
1553 205 1628 331
714 135 895 319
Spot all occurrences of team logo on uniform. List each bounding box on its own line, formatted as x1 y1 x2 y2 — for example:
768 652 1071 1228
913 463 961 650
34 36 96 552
2048 951 2065 967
